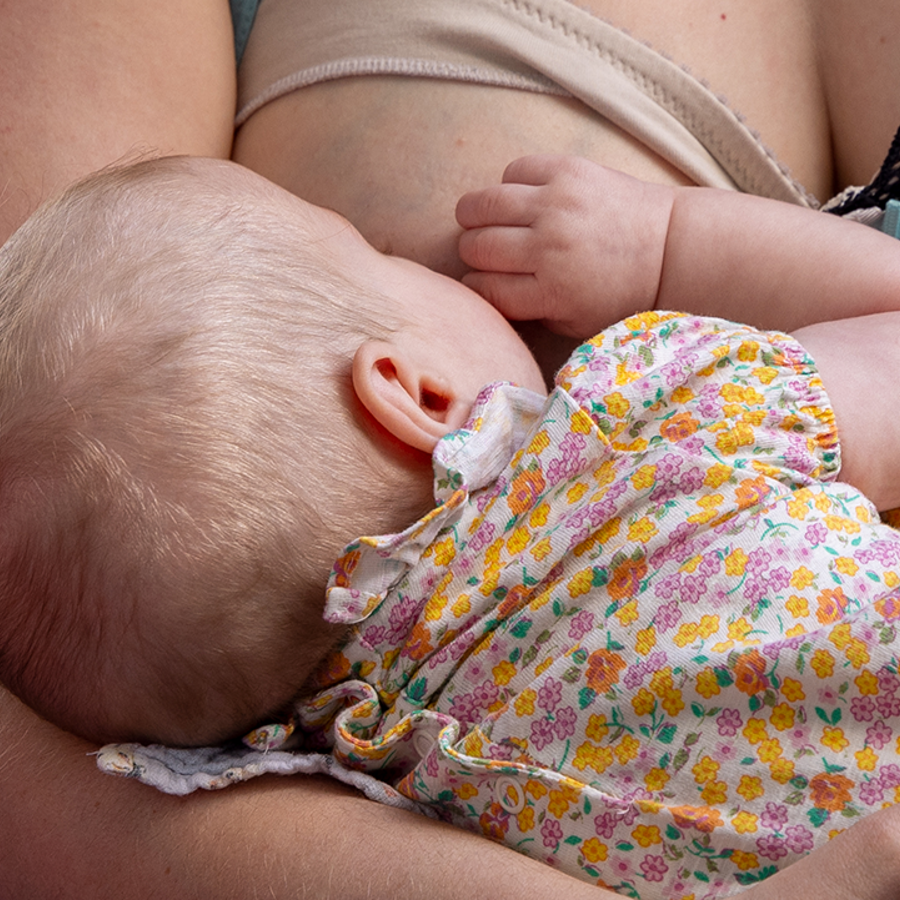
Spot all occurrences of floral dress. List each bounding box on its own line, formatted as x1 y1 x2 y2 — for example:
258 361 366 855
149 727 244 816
297 312 900 899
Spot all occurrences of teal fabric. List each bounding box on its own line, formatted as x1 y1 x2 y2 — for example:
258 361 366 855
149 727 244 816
230 0 261 64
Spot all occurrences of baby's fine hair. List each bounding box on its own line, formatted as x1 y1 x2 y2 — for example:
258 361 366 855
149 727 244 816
0 157 417 746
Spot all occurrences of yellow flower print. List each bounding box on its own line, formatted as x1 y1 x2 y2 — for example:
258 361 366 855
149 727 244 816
632 825 662 848
786 496 811 521
535 655 554 677
725 549 749 577
432 536 457 567
824 514 861 535
737 340 760 362
753 366 778 384
451 594 471 618
567 482 588 505
790 566 815 590
681 555 702 574
530 537 553 561
628 516 659 543
688 493 725 525
605 391 631 418
829 623 851 649
742 718 768 744
659 411 700 443
855 746 878 772
632 687 656 717
614 599 639 627
529 502 550 529
758 739 783 763
457 782 479 800
586 713 610 742
715 422 754 456
506 525 532 556
696 668 721 699
811 649 835 678
615 734 640 765
834 557 860 576
698 615 719 639
785 624 808 639
674 622 700 648
728 617 753 642
572 742 613 774
568 568 594 599
548 787 577 817
705 463 733 489
737 776 765 801
821 727 850 753
701 781 728 805
582 837 609 863
516 807 535 832
661 688 685 717
649 668 674 697
615 361 641 386
635 626 657 656
845 638 870 669
731 851 761 872
526 779 548 799
527 430 551 454
786 594 810 619
886 570 900 589
856 670 879 696
515 688 537 717
769 703 796 732
732 811 759 834
492 660 517 686
671 384 696 403
645 767 670 792
780 679 805 703
570 409 594 435
597 517 621 544
692 756 720 785
769 758 795 784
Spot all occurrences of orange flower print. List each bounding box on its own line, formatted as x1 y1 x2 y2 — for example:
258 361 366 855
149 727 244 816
733 649 769 696
404 621 435 661
507 468 546 516
479 802 511 841
585 649 627 694
735 475 771 511
608 557 648 602
659 411 699 443
875 595 900 621
331 548 361 588
809 772 854 812
670 805 724 833
816 587 850 624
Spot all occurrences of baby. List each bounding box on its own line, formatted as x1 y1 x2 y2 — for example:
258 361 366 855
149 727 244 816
3 155 900 897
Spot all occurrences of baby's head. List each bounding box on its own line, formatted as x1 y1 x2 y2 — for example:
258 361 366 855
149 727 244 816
0 157 544 746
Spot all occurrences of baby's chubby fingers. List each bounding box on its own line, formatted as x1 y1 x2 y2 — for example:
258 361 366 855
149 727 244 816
456 182 541 229
458 224 535 274
460 271 549 323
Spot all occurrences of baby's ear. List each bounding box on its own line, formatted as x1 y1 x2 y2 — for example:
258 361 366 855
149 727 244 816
352 340 461 453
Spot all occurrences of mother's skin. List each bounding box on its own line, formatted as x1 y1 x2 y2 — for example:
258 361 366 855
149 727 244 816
2 1 900 897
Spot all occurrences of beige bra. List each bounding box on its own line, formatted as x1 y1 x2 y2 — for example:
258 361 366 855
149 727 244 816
238 0 812 205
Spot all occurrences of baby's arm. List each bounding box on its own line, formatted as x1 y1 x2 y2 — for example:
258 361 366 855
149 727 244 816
457 154 900 337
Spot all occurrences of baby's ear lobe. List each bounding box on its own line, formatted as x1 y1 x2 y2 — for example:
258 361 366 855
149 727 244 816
352 340 458 453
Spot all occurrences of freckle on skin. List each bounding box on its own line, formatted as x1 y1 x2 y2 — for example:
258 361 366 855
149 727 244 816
721 13 727 20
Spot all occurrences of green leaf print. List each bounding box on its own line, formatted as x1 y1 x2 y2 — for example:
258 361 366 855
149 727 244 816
510 619 533 639
807 807 829 828
666 824 683 841
579 687 597 710
407 677 427 703
657 724 677 745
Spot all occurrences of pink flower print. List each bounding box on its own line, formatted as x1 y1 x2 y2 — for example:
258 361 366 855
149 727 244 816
858 540 900 567
655 600 682 633
541 817 564 849
677 466 706 495
760 802 789 831
654 573 682 601
859 779 885 807
594 811 618 840
608 855 634 882
878 764 900 790
756 835 788 861
804 522 828 546
387 595 426 644
876 693 900 719
866 721 893 750
530 715 557 752
488 743 515 761
538 678 563 712
468 520 496 553
851 696 877 723
472 681 500 710
783 825 814 854
448 692 478 726
568 609 595 640
554 706 578 741
716 709 743 737
361 624 387 649
639 855 668 883
545 432 588 485
425 748 440 778
879 671 900 695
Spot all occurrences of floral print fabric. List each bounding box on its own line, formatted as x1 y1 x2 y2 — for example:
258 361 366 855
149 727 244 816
296 312 900 899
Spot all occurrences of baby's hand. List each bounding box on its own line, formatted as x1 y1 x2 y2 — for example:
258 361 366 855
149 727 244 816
456 155 675 338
